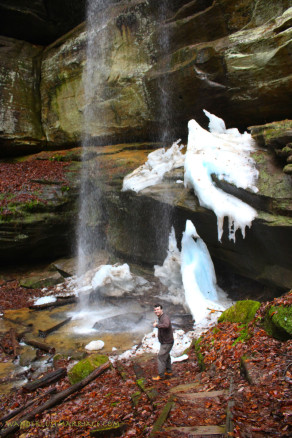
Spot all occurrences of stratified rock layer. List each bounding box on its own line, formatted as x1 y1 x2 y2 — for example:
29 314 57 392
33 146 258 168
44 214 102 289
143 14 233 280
0 1 291 154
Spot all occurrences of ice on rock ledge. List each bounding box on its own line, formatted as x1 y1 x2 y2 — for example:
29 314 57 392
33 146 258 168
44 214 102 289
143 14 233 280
185 111 258 241
122 110 258 242
122 140 184 192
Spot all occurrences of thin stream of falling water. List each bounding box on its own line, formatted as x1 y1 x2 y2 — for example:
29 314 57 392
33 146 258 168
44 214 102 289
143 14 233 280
76 0 110 304
153 3 175 261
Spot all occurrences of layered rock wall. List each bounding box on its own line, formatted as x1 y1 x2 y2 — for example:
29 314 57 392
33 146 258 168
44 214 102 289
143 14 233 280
0 0 291 154
0 0 291 292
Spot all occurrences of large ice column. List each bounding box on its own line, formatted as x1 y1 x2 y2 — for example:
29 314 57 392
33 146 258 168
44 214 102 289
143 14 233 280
181 220 224 323
184 111 258 241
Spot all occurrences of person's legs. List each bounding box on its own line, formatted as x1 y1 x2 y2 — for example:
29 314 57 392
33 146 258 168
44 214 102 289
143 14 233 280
165 351 172 373
158 343 173 376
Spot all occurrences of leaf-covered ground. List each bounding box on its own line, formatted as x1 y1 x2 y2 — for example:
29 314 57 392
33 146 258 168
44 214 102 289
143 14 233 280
0 157 71 218
0 292 291 437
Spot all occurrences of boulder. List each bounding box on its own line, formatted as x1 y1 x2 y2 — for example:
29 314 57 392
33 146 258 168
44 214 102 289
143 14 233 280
218 300 261 324
19 272 64 289
93 313 145 332
68 354 109 385
264 304 292 340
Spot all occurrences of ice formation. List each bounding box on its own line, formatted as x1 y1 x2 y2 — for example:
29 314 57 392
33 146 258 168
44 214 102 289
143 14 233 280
34 296 57 306
154 227 184 305
122 110 258 242
122 140 184 192
154 222 231 325
181 220 227 324
185 110 258 241
91 263 141 297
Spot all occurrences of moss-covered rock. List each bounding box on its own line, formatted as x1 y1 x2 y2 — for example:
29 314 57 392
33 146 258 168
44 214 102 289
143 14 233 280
218 300 261 324
20 272 64 289
264 305 292 341
194 337 205 371
68 354 109 385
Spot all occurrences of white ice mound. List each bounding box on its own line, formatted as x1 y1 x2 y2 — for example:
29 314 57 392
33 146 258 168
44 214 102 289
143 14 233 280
85 340 105 351
122 140 184 192
34 296 57 305
185 110 258 241
91 264 135 296
181 220 226 324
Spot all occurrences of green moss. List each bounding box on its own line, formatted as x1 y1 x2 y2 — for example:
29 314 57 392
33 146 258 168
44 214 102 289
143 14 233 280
264 305 292 341
218 300 261 324
21 200 47 212
68 354 109 385
194 338 205 371
136 377 146 391
232 324 251 346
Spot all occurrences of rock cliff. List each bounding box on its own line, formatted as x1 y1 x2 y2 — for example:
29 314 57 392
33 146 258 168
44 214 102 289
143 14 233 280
0 0 291 292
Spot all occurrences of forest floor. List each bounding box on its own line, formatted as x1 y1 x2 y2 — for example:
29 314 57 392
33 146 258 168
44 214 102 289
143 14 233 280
0 282 291 437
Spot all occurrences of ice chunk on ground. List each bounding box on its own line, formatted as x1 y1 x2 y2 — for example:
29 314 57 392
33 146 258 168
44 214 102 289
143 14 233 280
91 264 135 297
34 296 57 305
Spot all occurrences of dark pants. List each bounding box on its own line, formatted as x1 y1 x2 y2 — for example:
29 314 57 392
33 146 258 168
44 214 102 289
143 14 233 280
158 343 173 376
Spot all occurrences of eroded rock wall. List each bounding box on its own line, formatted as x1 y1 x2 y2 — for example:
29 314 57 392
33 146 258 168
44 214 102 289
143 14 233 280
0 37 44 155
1 0 291 153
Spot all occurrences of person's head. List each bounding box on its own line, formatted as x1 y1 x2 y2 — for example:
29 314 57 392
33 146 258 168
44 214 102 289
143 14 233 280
154 304 163 317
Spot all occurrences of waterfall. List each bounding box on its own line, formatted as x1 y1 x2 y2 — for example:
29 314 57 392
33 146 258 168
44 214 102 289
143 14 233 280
76 0 110 297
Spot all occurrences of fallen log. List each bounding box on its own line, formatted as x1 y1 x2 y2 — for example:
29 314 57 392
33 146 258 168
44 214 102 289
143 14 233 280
149 396 174 437
90 423 127 437
23 337 55 354
38 317 72 338
9 328 19 357
0 370 28 385
22 368 67 392
0 387 57 425
0 361 111 438
29 297 77 311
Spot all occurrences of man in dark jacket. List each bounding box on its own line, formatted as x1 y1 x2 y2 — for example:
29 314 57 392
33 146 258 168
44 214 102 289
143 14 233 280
152 304 174 380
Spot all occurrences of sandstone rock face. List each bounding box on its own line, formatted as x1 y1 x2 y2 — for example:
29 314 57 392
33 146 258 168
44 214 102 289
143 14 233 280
40 1 155 148
146 1 292 136
1 0 291 153
0 36 44 156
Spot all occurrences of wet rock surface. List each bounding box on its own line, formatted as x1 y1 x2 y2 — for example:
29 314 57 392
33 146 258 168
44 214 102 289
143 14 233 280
93 312 146 332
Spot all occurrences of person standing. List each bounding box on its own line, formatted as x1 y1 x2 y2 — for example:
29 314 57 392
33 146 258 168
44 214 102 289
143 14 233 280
152 304 174 381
